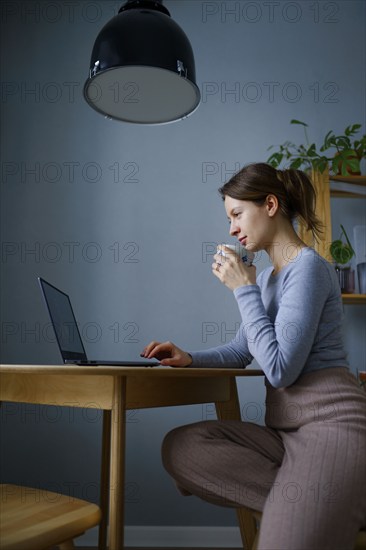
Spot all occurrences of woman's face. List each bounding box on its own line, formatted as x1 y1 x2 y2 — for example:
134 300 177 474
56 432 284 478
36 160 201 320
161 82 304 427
224 195 274 252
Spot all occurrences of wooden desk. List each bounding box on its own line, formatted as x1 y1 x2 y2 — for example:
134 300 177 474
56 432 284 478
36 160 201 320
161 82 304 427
0 364 264 550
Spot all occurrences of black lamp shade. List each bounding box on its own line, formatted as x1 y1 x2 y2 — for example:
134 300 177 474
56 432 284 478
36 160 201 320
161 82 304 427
83 0 200 124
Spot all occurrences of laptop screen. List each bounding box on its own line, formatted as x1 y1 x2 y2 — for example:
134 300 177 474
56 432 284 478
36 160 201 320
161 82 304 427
38 278 87 362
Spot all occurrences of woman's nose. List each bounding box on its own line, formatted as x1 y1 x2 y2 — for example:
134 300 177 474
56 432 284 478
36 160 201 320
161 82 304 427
229 222 238 236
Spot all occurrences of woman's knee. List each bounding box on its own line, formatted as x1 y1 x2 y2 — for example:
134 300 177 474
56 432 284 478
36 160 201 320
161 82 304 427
161 421 215 474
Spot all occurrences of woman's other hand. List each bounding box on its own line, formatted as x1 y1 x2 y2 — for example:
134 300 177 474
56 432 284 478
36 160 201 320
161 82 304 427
141 341 193 367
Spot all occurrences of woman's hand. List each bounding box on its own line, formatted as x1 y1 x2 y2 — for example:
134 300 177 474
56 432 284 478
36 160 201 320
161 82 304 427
212 245 256 291
141 341 193 367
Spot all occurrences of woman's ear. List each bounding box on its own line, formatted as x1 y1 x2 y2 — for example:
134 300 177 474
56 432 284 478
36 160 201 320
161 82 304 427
266 194 279 217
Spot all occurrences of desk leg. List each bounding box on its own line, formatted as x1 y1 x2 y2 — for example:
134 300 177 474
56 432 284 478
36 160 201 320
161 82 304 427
215 377 241 421
215 377 257 550
109 377 127 550
99 410 111 550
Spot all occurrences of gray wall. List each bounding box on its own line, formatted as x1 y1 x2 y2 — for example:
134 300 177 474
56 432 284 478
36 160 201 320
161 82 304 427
1 0 365 530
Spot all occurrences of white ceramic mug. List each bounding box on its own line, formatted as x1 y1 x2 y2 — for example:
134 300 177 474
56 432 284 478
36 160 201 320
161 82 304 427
218 244 255 266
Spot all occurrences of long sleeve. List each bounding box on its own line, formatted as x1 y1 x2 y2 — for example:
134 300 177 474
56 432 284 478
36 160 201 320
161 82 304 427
233 249 347 388
189 324 253 368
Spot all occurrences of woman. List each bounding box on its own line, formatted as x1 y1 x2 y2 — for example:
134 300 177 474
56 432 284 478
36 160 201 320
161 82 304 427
141 163 366 550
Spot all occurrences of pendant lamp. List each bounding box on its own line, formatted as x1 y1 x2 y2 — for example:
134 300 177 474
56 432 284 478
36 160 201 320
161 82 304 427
83 0 200 124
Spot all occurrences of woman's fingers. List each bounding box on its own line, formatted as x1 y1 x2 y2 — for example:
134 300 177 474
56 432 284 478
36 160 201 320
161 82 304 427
141 341 192 367
141 341 174 360
141 340 160 357
141 341 169 359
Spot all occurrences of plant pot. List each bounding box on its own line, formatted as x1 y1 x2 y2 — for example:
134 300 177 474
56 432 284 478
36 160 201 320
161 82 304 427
335 265 355 293
357 263 366 294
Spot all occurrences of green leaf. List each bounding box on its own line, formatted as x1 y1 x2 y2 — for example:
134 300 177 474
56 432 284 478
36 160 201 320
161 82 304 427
290 158 303 170
290 119 308 127
330 240 343 261
341 162 349 176
335 137 351 149
323 130 333 142
331 157 340 173
330 226 355 264
345 158 360 171
326 136 337 148
306 143 317 157
321 131 334 151
330 242 353 264
338 246 354 264
331 240 343 249
317 159 329 173
345 124 361 136
267 152 284 168
338 148 357 158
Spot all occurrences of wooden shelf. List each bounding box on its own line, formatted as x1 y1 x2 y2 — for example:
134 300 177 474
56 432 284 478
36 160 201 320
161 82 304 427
330 175 366 198
331 190 366 198
341 294 366 305
299 171 365 308
330 175 366 185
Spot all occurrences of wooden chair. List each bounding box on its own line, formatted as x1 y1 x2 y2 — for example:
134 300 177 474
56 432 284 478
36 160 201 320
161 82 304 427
237 507 366 550
0 484 101 550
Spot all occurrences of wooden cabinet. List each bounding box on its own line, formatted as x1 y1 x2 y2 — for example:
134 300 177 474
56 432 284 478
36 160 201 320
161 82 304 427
298 170 366 305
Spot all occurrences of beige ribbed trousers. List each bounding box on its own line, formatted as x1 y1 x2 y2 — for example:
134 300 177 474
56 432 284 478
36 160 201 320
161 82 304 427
162 367 366 550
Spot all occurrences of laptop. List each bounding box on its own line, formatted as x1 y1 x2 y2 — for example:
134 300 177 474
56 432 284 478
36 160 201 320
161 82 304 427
38 277 159 367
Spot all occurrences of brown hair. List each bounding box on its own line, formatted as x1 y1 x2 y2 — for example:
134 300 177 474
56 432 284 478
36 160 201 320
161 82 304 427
218 162 323 241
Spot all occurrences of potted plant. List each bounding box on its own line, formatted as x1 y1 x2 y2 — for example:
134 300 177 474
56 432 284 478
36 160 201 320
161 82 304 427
329 224 355 293
321 125 366 176
267 120 366 176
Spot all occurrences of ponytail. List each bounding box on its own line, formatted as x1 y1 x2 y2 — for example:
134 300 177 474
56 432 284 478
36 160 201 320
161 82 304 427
218 163 323 242
276 168 323 240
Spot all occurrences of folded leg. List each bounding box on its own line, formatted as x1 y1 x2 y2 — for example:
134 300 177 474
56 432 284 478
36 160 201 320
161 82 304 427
162 420 284 511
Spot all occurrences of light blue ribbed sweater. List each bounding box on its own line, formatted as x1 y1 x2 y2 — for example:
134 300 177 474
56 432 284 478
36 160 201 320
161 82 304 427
189 247 349 388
